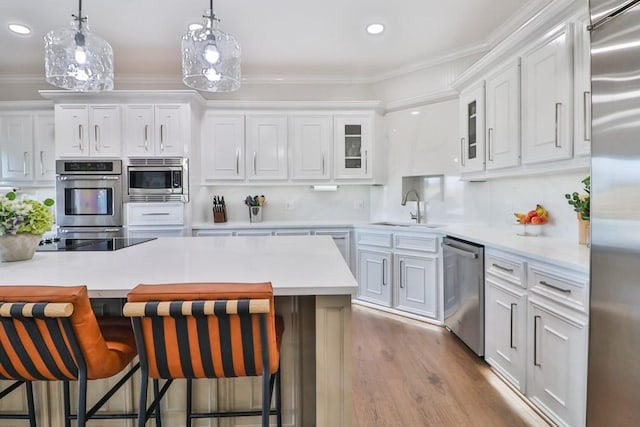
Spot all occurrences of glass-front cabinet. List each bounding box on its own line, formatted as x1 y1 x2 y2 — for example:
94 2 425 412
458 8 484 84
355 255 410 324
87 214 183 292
334 114 372 179
458 81 486 173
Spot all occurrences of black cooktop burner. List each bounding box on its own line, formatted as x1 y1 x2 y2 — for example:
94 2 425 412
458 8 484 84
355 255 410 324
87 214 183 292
36 237 157 252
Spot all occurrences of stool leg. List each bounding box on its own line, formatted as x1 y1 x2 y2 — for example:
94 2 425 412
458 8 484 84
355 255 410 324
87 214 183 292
76 373 87 427
276 370 282 427
186 379 192 427
25 381 36 427
63 381 71 427
138 372 148 427
261 370 270 427
153 379 162 427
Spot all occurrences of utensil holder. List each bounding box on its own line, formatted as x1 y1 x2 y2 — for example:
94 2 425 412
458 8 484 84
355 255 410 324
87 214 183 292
249 206 263 223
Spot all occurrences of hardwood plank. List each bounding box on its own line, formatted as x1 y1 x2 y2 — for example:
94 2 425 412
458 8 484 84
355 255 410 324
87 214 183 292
352 305 549 427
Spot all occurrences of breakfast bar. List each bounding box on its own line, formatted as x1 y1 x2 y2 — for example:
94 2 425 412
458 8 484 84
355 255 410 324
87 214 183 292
0 235 357 427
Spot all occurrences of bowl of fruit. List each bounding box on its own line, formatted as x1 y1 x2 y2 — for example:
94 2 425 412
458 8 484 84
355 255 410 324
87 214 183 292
514 204 548 236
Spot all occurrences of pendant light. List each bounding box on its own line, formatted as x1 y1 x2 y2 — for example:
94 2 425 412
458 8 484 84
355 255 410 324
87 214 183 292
182 0 241 92
44 0 114 92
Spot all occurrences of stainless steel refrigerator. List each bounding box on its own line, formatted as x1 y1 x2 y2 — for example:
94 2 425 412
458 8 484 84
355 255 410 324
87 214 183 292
588 0 640 425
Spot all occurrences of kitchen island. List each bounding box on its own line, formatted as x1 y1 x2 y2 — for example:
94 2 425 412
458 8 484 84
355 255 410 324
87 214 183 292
0 235 357 427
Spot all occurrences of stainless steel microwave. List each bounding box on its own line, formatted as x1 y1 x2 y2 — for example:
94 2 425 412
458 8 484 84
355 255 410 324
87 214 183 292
126 158 188 202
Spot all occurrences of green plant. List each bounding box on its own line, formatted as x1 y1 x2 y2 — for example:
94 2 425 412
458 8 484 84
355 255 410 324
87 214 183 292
0 191 55 236
565 176 590 221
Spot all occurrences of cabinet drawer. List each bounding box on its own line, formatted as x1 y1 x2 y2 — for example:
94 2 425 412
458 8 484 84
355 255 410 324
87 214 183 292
528 263 588 313
126 202 184 225
356 231 393 248
485 251 526 288
394 233 438 253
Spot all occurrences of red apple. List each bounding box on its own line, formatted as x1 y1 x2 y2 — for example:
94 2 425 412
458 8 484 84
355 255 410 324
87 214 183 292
527 210 538 219
531 216 544 225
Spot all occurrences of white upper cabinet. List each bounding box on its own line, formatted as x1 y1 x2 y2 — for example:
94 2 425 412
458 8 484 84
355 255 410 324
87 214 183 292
0 112 55 183
458 81 486 173
574 16 591 157
291 115 332 180
202 113 245 181
124 104 186 157
522 24 573 164
334 114 373 179
246 114 288 180
486 60 521 170
55 105 121 158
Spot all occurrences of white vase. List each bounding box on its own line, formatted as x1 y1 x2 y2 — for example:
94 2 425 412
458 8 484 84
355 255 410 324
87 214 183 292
0 233 42 262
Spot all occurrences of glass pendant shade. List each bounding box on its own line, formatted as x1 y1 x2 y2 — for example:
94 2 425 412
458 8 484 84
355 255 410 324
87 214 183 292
182 9 241 92
44 19 114 92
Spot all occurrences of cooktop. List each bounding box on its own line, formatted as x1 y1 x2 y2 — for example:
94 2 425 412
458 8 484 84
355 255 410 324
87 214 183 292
36 237 157 252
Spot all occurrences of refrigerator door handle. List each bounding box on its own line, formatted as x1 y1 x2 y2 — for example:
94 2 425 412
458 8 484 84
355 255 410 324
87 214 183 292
588 0 640 31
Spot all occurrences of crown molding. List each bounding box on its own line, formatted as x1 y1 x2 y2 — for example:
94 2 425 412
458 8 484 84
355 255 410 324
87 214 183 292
204 100 384 113
0 100 53 110
384 90 458 114
38 89 206 107
485 0 555 48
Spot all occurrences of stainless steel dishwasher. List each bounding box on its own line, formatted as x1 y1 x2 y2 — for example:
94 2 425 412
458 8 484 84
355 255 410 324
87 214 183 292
442 236 484 356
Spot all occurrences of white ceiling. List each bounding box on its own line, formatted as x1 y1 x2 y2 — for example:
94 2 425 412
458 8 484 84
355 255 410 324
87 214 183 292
1 0 535 82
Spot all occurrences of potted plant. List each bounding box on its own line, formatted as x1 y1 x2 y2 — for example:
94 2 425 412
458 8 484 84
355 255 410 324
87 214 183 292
564 176 590 245
0 191 54 262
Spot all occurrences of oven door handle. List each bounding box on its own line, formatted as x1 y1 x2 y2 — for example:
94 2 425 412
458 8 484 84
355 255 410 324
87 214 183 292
57 175 120 181
441 242 479 259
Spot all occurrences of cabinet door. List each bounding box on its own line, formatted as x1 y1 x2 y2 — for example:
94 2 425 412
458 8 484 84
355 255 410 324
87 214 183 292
55 105 88 157
124 105 155 156
155 105 185 156
484 278 527 392
528 300 588 427
202 114 245 180
357 249 392 306
33 112 56 181
486 61 521 170
394 253 438 318
291 115 332 180
0 114 33 181
574 16 591 157
334 115 372 179
458 82 485 173
90 105 121 157
522 25 573 164
246 115 288 180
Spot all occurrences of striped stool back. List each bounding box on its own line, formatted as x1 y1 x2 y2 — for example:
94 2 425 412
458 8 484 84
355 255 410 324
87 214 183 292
125 282 283 427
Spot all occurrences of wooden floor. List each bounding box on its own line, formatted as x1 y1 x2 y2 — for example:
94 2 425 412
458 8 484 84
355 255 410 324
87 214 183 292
351 305 549 427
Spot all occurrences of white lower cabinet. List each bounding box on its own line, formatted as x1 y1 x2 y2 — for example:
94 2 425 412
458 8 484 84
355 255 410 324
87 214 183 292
394 253 438 318
357 249 392 307
484 278 527 392
527 298 588 427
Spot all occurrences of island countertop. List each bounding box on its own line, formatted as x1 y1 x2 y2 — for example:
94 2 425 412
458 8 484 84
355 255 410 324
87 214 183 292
0 235 358 298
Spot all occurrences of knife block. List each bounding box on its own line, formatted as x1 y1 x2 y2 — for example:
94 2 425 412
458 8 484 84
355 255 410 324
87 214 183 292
213 208 227 223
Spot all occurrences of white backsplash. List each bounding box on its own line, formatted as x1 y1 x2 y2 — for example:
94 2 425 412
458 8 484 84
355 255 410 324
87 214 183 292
192 185 371 224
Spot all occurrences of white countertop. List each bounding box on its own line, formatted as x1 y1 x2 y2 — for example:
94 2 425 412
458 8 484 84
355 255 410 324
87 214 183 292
0 236 358 298
192 220 364 229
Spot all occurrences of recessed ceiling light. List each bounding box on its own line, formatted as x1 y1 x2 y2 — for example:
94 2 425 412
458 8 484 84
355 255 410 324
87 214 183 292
8 23 31 35
366 23 385 35
411 111 421 116
188 23 203 31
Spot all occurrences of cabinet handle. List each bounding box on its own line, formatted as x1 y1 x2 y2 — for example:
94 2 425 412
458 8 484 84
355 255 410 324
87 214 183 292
94 125 100 152
364 150 368 174
159 124 165 151
460 138 466 166
253 151 257 175
23 152 28 176
584 91 591 142
236 149 240 175
144 124 149 151
322 152 326 175
488 128 494 161
78 124 84 152
510 303 517 349
399 260 405 288
533 315 541 367
492 263 514 273
382 258 387 286
555 103 562 148
539 280 572 294
142 212 170 216
39 151 45 176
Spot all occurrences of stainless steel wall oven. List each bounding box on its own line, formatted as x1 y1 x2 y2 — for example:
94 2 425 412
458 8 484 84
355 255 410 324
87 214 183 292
55 159 124 238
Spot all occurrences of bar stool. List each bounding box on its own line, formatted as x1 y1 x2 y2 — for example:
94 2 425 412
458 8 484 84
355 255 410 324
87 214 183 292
0 285 160 427
124 282 284 427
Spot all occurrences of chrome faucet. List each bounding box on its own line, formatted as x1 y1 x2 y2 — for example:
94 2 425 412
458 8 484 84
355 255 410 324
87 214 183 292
401 189 421 224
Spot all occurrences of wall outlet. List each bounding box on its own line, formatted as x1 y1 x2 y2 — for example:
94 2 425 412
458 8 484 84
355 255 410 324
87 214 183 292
353 200 364 210
285 201 295 211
